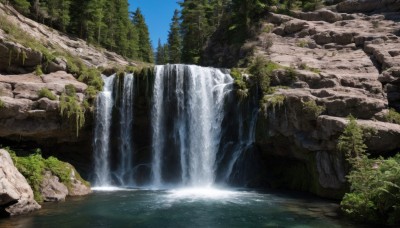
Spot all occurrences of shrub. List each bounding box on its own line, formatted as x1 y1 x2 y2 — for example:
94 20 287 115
231 68 243 81
7 148 90 202
35 65 43 76
60 85 86 137
0 99 4 109
38 88 57 100
341 154 400 225
337 115 367 161
297 39 308 48
385 108 400 125
302 100 325 118
249 56 281 94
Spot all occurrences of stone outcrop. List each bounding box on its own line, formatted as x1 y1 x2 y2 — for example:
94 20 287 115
0 149 40 216
0 71 88 142
251 4 400 198
40 168 91 202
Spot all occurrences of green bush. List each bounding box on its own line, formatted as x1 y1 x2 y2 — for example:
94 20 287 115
249 57 281 94
38 88 57 100
7 148 90 202
302 100 325 118
60 85 86 137
231 68 243 81
337 115 367 160
35 65 43 76
341 154 400 225
385 108 400 125
8 149 45 202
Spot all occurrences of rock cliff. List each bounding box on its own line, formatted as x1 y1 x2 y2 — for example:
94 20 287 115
251 3 400 198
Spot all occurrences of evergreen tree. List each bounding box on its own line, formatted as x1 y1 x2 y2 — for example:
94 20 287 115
156 39 166 65
133 8 153 63
337 115 367 162
167 9 182 64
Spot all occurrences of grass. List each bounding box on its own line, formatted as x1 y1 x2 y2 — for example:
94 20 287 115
297 39 309 48
38 88 57 100
0 99 4 109
384 108 400 124
298 62 321 74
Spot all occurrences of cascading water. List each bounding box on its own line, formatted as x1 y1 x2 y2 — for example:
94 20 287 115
92 65 260 189
151 65 234 187
116 74 135 186
93 74 116 187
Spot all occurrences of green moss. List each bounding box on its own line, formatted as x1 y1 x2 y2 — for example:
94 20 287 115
302 100 325 118
261 94 285 115
384 108 400 125
8 149 45 202
35 65 43 76
60 85 86 137
38 88 57 100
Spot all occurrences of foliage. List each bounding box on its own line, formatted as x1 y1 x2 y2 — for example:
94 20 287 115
0 99 4 109
297 39 308 48
249 56 281 94
337 115 367 161
167 9 182 64
35 65 43 76
261 94 285 116
59 84 86 137
302 100 325 118
156 39 169 65
133 8 154 63
341 153 400 225
5 0 152 62
7 148 90 202
384 108 400 125
8 148 45 202
38 88 57 100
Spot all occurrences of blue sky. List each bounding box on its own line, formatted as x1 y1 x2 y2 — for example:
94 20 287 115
128 0 180 48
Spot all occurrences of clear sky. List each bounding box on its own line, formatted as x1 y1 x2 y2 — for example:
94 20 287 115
128 0 180 49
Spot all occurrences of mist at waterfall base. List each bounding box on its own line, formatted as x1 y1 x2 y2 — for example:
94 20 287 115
0 64 352 227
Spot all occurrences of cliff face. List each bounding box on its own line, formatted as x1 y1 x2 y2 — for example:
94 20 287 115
251 3 400 198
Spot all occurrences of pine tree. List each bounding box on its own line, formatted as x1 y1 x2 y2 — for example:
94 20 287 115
156 39 166 65
167 9 181 64
133 8 153 63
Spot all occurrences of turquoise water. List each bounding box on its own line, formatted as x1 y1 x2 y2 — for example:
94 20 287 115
0 188 356 228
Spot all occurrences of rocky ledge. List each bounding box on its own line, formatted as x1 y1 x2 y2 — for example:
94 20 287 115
252 3 400 198
0 71 88 142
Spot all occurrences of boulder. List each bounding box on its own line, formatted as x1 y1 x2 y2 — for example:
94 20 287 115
336 0 400 13
40 171 68 202
0 149 41 216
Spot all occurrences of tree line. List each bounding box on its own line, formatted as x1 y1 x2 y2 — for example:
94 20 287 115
3 0 154 63
156 0 323 65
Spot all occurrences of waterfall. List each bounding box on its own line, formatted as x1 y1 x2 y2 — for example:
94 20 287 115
93 74 116 187
151 65 233 187
92 65 260 189
116 74 135 186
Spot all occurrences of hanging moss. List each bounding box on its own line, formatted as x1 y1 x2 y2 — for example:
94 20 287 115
59 85 86 137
